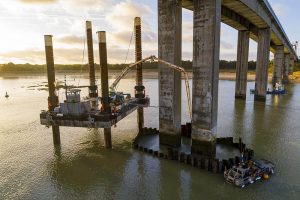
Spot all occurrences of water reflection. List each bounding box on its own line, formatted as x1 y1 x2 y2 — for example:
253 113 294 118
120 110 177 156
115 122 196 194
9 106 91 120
53 145 62 160
49 140 129 198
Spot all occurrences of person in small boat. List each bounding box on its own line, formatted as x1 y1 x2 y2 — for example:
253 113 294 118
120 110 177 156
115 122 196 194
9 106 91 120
274 82 281 91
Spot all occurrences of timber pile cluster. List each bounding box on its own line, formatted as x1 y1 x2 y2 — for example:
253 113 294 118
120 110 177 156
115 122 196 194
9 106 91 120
133 127 255 174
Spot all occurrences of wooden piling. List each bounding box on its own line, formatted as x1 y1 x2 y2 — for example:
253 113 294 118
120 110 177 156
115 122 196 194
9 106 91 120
44 35 60 145
97 31 112 149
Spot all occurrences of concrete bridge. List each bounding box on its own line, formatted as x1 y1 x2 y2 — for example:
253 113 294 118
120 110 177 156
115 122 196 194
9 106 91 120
158 0 298 156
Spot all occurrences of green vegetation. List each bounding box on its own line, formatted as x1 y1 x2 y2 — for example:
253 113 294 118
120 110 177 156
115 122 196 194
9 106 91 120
0 60 272 74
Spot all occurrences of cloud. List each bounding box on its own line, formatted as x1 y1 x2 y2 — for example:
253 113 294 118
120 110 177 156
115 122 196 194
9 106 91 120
220 40 234 50
1 48 85 64
1 49 45 64
106 0 152 31
111 31 132 45
183 21 193 30
183 34 193 43
56 35 89 45
0 46 157 64
143 31 157 43
66 0 111 11
19 0 57 3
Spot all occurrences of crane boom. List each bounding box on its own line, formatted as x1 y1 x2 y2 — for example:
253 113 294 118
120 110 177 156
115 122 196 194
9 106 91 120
109 55 192 121
109 56 155 92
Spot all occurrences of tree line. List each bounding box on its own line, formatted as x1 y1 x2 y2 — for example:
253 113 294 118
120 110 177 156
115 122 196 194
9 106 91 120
0 60 286 74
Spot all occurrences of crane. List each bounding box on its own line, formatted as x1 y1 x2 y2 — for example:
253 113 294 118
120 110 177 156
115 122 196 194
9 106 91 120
109 55 192 121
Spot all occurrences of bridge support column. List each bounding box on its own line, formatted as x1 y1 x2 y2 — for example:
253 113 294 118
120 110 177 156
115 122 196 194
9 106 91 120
255 28 270 101
191 0 221 157
158 0 182 147
98 31 112 149
290 57 295 75
272 45 284 86
44 35 61 146
235 30 250 99
282 53 290 84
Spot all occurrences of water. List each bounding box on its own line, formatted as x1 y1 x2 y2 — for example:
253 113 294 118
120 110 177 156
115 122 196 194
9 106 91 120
1 75 300 200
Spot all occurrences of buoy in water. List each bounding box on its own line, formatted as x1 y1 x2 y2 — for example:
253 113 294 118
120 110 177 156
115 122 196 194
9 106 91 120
5 92 9 98
263 174 269 180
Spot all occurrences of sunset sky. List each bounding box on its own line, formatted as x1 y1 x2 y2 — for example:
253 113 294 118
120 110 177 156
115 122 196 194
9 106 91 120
0 0 299 64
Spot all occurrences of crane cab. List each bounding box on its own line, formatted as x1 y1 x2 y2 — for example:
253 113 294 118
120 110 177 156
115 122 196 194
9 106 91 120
66 89 81 103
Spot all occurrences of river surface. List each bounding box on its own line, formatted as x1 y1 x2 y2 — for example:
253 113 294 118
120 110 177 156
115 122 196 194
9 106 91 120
0 75 300 200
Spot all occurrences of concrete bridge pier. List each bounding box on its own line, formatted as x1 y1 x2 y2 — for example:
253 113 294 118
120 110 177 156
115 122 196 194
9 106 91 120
97 31 112 149
282 53 290 84
44 35 61 145
235 30 250 99
272 45 284 86
158 0 182 147
290 57 295 75
191 0 221 157
255 28 271 101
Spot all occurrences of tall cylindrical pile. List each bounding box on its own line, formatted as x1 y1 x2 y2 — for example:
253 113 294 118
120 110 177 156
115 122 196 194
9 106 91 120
98 31 112 148
134 17 144 132
86 21 98 107
44 35 61 145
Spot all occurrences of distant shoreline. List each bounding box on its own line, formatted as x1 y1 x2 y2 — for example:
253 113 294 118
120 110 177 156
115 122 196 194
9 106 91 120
1 70 300 83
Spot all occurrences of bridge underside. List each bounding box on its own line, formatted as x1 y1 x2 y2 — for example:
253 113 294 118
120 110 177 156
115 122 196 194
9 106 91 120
158 0 297 156
182 0 295 56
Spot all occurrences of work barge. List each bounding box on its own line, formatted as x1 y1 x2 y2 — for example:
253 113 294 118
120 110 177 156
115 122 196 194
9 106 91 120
41 18 151 148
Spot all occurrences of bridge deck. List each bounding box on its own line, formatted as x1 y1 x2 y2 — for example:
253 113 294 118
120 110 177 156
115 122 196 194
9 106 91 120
182 0 297 58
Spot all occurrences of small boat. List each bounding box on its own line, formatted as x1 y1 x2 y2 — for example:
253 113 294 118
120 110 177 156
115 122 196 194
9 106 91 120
224 158 275 188
267 83 286 95
267 89 286 95
5 92 9 98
